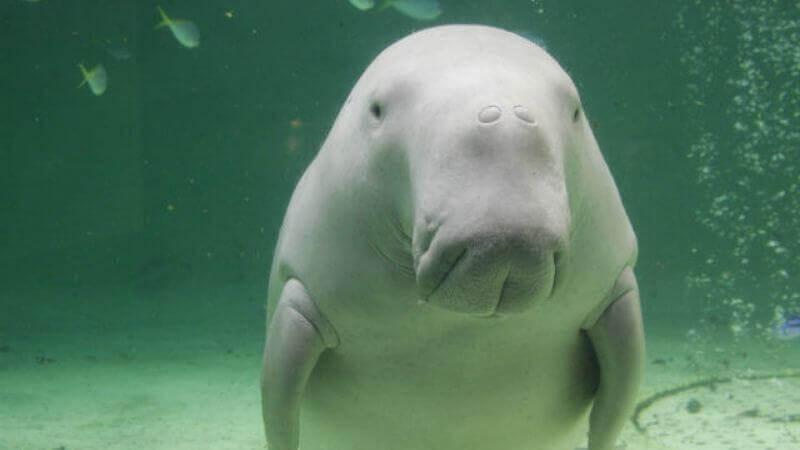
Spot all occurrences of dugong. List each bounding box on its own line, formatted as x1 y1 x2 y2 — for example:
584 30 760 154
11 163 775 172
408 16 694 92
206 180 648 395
261 25 644 450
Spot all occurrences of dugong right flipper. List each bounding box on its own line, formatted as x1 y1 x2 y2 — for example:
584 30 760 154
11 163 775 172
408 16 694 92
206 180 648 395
261 279 339 450
585 267 645 450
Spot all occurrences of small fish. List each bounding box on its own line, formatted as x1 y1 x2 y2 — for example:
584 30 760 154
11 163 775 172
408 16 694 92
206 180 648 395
77 63 107 96
156 5 200 48
96 39 133 61
774 315 800 340
380 0 441 21
104 45 132 60
348 0 376 11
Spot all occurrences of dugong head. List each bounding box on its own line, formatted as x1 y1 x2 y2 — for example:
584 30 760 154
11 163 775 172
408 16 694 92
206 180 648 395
333 25 591 316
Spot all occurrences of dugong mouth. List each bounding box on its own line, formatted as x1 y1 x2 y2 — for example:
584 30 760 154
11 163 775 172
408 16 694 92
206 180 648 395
415 240 560 316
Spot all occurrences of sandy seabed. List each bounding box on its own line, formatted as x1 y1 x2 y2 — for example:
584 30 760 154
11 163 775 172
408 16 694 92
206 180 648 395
2 285 798 450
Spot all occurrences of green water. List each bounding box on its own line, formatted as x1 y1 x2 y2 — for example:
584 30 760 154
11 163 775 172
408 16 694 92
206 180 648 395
1 1 798 449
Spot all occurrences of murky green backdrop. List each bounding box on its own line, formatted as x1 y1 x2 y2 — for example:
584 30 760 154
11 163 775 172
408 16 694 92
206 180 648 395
1 0 798 448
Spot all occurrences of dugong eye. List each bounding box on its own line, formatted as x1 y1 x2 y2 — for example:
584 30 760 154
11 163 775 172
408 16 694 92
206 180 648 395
572 106 581 123
370 102 383 120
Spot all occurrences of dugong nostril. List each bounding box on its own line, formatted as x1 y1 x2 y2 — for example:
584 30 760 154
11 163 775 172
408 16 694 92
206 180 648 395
513 105 537 125
478 105 502 124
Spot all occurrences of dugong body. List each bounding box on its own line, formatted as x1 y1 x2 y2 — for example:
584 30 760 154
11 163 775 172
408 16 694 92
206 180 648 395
261 25 644 450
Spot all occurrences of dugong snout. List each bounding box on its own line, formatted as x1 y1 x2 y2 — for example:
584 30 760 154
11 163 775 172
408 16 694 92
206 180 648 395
410 115 570 316
413 211 566 316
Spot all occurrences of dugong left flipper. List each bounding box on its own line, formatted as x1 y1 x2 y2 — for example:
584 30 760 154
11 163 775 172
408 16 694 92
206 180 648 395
261 279 338 450
585 267 645 450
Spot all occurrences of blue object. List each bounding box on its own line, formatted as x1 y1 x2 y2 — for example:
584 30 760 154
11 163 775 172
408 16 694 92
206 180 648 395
774 315 800 340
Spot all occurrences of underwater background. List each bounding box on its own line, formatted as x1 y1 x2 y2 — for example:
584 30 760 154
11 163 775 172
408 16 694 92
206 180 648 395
1 0 798 448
